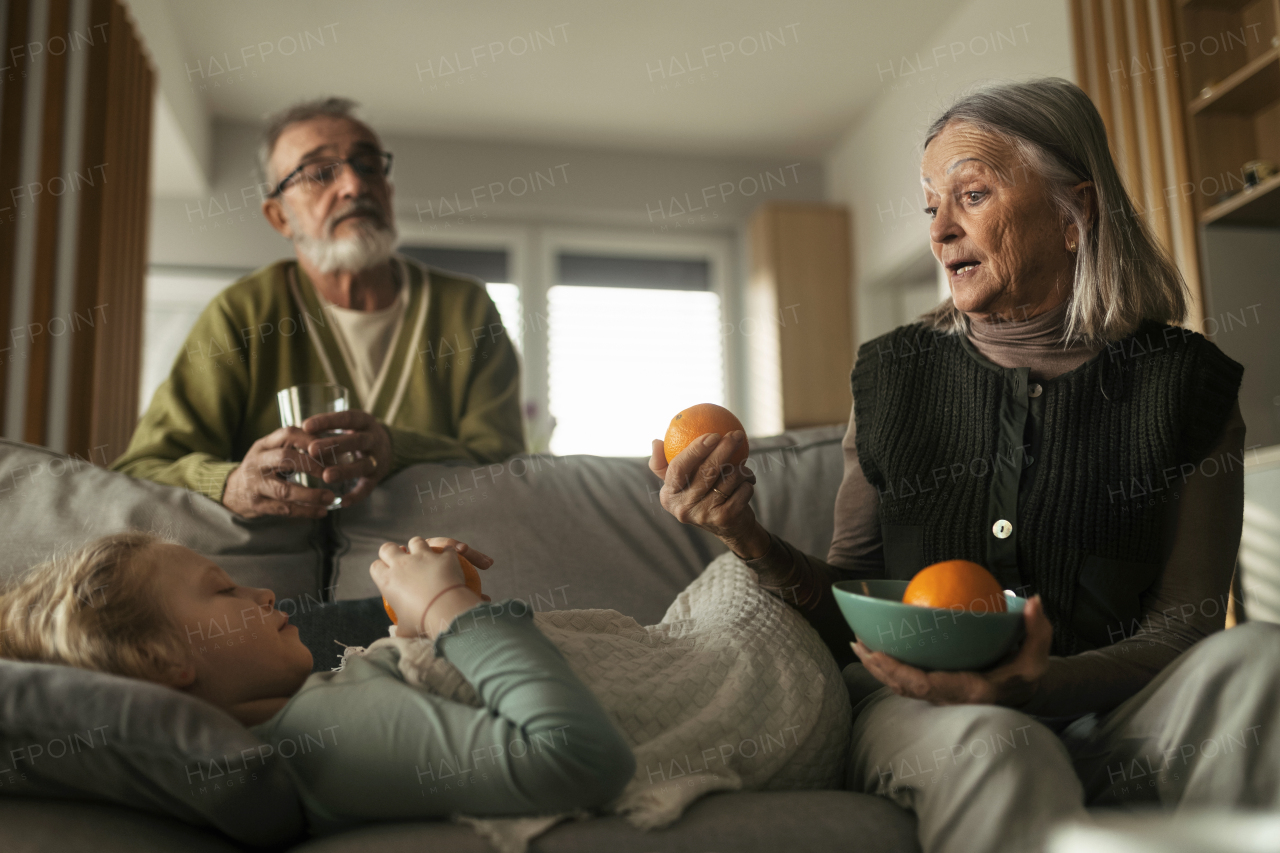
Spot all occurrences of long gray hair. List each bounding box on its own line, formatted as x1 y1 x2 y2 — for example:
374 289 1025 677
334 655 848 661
917 78 1189 347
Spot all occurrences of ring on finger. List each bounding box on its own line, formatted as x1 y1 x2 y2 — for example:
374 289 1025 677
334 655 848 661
711 486 726 498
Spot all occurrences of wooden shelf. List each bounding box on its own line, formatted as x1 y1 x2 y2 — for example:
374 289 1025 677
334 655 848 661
1201 171 1280 225
1189 48 1280 115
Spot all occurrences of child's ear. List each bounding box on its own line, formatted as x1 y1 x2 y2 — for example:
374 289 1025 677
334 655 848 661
157 657 196 690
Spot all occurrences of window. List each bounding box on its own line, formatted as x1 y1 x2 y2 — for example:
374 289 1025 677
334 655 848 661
482 283 522 354
547 254 723 457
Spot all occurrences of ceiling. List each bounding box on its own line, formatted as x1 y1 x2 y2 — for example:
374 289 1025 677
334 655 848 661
162 0 968 159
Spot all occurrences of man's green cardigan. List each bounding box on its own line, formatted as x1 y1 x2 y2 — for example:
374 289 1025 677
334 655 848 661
111 256 525 500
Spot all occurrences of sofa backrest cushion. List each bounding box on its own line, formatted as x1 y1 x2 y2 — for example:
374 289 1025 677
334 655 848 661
0 658 304 846
333 425 849 626
748 425 848 559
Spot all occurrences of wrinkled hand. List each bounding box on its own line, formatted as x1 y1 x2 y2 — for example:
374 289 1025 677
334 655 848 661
222 426 334 518
648 431 769 560
369 536 484 639
852 595 1053 706
301 410 393 509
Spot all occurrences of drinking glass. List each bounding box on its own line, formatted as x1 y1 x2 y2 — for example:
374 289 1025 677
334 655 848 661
276 383 358 510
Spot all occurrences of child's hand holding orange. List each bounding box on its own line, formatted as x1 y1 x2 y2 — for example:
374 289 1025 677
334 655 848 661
370 537 490 638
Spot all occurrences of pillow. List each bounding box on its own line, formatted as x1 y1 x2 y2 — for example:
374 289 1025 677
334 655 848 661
0 658 303 847
0 439 322 603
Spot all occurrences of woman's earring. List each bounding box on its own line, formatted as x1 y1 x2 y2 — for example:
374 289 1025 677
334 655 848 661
1067 239 1078 252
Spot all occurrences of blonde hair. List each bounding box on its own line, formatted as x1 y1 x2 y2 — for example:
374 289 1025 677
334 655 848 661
0 531 186 681
917 78 1190 347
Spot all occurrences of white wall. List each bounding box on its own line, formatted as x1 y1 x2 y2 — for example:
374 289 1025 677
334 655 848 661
126 0 212 195
145 119 826 436
823 0 1075 346
1201 227 1280 452
149 119 825 269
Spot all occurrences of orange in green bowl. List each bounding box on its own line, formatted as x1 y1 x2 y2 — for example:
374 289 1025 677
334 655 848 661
833 580 1026 672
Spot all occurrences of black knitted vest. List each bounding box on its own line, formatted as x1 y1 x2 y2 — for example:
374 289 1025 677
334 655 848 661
851 318 1244 655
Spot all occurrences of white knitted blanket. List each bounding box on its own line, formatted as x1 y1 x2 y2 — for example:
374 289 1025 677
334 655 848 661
353 552 851 853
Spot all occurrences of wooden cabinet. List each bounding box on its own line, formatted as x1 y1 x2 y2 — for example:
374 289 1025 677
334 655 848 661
1177 0 1280 226
1174 0 1280 450
748 203 854 430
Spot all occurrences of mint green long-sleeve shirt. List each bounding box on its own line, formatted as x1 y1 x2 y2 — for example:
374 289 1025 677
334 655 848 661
250 602 635 834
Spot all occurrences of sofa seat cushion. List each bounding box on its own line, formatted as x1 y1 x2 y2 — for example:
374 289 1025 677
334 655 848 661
0 797 249 852
292 790 920 853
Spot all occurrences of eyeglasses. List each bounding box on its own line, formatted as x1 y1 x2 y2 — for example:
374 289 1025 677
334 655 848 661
268 150 393 199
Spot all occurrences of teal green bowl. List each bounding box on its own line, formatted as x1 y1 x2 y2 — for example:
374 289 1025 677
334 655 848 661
832 580 1026 672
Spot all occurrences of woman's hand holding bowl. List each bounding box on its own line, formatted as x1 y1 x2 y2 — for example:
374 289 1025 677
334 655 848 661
370 536 487 639
852 594 1054 707
649 431 770 561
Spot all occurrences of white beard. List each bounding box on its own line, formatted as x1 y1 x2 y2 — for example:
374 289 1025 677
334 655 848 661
287 204 398 274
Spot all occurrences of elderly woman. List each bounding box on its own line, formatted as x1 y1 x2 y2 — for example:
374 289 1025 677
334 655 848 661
650 78 1279 853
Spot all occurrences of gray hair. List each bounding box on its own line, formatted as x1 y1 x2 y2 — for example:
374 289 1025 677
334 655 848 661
917 78 1189 347
257 96 368 187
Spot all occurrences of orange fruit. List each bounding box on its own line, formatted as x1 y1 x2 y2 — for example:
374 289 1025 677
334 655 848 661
383 552 483 625
457 554 483 596
902 559 1008 613
663 404 748 465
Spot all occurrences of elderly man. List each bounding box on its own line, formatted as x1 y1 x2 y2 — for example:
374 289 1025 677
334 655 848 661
113 98 524 518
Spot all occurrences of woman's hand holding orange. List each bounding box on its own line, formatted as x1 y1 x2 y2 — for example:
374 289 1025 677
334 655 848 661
648 431 770 561
369 536 484 639
852 595 1054 706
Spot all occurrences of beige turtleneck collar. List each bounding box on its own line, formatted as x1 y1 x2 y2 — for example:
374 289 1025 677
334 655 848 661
963 298 1102 382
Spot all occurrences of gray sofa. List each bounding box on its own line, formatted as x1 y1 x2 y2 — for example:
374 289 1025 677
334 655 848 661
0 427 921 852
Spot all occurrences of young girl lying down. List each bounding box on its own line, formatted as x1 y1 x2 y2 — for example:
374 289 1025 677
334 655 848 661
0 531 635 830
